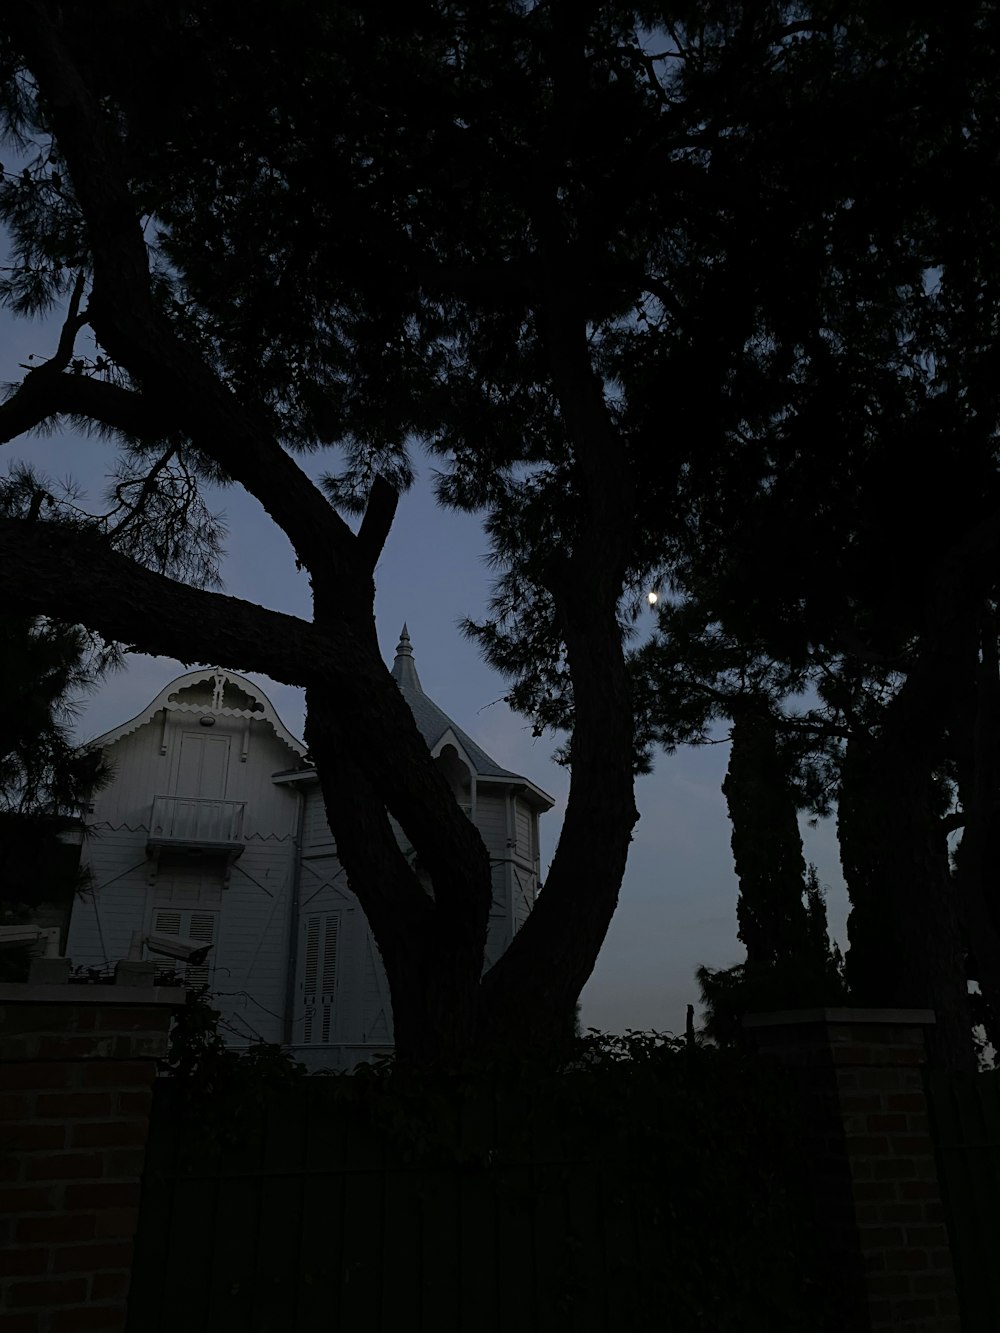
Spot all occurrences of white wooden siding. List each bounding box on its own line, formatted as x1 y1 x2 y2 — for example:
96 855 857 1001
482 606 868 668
236 719 301 838
514 800 533 861
302 786 336 855
293 854 366 1046
301 911 340 1045
357 928 392 1043
89 711 299 841
173 730 232 798
474 792 508 852
151 906 217 986
69 827 150 969
297 851 351 912
215 838 295 1045
512 863 537 928
153 868 224 911
71 673 548 1071
88 725 167 830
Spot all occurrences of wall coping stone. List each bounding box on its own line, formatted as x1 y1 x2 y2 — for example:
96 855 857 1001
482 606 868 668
744 1008 936 1028
0 982 186 1006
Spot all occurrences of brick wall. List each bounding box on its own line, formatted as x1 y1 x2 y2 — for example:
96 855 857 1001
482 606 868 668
0 970 181 1333
745 1008 962 1333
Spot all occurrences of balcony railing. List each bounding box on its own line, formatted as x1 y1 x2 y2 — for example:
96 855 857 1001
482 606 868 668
149 795 246 850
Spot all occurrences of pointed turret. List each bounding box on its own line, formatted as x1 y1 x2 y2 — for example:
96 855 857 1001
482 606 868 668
387 624 551 804
391 623 423 693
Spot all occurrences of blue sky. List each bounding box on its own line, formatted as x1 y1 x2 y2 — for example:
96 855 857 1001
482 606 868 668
1 307 851 1037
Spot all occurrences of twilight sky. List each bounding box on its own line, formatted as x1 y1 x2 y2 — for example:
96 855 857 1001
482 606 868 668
2 307 851 1036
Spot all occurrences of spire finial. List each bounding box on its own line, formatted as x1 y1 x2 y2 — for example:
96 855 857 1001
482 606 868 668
391 622 422 691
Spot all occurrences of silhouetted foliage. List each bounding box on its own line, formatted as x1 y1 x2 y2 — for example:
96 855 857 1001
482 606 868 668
1 3 999 1065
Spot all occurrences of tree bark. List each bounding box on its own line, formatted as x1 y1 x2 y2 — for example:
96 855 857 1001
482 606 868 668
476 290 639 1052
0 8 516 1064
840 726 975 1073
951 622 1000 1057
723 708 811 968
477 582 639 1053
837 504 1000 1072
305 689 492 1067
0 4 648 1068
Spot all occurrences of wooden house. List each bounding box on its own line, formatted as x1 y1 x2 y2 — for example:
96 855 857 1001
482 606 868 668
66 629 553 1069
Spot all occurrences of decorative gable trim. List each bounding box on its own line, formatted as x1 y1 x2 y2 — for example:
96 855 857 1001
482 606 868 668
430 728 476 774
88 667 307 758
476 774 556 810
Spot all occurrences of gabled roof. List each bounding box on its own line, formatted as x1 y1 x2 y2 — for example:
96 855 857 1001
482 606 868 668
89 667 307 758
390 627 554 809
273 628 554 808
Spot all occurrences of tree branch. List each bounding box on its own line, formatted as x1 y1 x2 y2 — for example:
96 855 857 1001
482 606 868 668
0 268 95 442
0 516 327 686
55 270 88 359
356 475 399 572
0 372 175 447
107 445 178 536
5 6 364 592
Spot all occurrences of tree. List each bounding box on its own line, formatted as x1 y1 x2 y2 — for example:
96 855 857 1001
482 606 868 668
716 709 845 1028
0 3 991 1064
0 0 653 1062
471 6 1000 1069
629 381 1000 1068
625 618 846 1044
625 15 1000 1060
0 468 113 971
0 611 106 816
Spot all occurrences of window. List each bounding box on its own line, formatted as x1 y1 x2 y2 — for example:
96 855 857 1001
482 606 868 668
302 912 339 1044
152 908 217 986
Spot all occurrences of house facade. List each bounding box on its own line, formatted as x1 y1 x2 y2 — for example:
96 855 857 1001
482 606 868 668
66 630 553 1069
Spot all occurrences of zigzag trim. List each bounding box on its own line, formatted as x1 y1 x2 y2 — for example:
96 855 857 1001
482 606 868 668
85 667 307 757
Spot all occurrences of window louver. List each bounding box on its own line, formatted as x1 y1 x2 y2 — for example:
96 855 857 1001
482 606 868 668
302 913 339 1045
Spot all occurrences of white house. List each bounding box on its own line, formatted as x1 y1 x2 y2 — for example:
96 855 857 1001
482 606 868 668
66 629 554 1070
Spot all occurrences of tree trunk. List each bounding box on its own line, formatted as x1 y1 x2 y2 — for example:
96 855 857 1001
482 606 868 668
840 732 975 1072
0 5 639 1070
723 708 811 968
303 639 494 1067
476 584 639 1057
951 623 1000 1057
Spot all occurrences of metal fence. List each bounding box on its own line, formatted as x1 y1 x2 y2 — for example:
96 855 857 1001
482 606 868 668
149 794 246 847
125 1076 818 1333
127 1083 657 1333
926 1067 1000 1332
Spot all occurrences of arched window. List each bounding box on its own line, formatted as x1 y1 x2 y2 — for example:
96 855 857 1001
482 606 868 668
435 744 472 816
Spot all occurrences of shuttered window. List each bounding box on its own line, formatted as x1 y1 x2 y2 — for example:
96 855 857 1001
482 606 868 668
302 912 340 1045
514 803 533 860
152 908 217 987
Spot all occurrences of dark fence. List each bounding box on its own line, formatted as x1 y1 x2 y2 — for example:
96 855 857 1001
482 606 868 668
926 1067 1000 1332
126 1068 824 1333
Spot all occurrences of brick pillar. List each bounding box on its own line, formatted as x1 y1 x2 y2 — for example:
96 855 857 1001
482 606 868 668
745 1008 962 1333
0 973 181 1333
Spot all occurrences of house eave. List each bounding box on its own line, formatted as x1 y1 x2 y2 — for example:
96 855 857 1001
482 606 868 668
467 774 555 811
272 766 554 810
271 767 317 786
87 667 307 758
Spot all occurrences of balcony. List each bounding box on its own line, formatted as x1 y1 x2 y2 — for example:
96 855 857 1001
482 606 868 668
148 795 246 852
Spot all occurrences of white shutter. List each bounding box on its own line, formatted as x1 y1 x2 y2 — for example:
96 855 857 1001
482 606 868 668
152 908 216 987
302 912 340 1044
514 802 532 859
186 913 216 986
155 871 224 909
176 732 230 798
